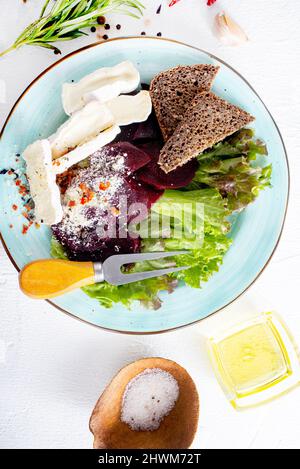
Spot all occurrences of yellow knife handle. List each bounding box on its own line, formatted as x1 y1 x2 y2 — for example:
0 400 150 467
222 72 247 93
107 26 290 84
19 259 95 299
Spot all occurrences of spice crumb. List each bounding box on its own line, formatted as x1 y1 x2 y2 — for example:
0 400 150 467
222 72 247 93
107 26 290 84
141 31 146 36
22 224 29 235
103 35 109 40
104 24 110 30
91 26 96 33
116 24 121 30
156 4 162 14
12 204 18 211
157 32 162 37
97 16 106 25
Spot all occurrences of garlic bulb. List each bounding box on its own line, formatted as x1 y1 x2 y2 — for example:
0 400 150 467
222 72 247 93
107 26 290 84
214 12 248 46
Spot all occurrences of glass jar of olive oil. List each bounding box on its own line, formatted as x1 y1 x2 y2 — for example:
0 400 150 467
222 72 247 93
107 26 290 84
208 312 300 409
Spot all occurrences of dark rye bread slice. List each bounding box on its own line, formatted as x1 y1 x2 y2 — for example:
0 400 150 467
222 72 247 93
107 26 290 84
159 91 255 173
150 64 219 141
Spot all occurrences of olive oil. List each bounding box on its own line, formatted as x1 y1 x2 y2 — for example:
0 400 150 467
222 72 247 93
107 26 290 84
208 312 300 409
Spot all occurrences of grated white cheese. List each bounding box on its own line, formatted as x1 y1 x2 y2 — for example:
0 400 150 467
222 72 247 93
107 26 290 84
55 147 127 243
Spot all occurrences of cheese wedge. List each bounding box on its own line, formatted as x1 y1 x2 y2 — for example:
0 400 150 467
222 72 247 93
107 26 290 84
53 125 121 175
23 140 63 225
106 91 152 126
62 61 140 115
50 101 114 159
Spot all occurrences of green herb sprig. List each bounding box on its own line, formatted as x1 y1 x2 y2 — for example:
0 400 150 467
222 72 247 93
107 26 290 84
0 0 144 58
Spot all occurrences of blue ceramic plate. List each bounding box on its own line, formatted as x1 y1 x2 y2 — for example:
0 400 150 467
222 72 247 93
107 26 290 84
0 38 289 333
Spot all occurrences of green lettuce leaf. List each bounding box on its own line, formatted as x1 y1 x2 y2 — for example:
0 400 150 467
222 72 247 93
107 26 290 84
189 129 271 211
82 275 177 310
134 188 232 289
50 237 67 259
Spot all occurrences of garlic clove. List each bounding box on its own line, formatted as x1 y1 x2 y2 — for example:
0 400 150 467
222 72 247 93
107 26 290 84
214 12 249 46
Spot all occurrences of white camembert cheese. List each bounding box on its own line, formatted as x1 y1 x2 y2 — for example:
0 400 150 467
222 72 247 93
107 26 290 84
106 91 152 126
53 125 120 175
23 140 63 225
62 61 140 115
50 101 114 159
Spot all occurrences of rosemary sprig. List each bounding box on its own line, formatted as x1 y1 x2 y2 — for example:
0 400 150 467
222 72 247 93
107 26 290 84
0 0 145 58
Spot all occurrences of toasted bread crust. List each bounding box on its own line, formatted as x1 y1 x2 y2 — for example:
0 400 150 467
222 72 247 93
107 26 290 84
159 91 255 173
150 64 219 141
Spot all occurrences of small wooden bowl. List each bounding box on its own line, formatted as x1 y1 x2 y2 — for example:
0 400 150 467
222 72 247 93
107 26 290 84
89 357 199 449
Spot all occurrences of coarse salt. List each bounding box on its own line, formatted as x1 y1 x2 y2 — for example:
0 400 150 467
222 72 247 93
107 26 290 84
121 368 179 432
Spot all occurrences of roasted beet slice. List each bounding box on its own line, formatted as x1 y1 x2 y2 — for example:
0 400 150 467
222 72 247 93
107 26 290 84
114 110 163 144
52 232 142 263
125 176 164 209
102 142 151 172
136 142 198 189
132 112 162 142
114 123 139 143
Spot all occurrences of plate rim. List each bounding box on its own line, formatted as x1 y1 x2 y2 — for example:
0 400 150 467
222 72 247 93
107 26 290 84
0 36 290 335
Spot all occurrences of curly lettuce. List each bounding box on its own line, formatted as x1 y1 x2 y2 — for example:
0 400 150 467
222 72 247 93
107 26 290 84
189 129 272 211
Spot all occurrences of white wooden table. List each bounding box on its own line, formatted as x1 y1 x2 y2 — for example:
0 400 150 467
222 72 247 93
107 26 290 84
0 0 300 449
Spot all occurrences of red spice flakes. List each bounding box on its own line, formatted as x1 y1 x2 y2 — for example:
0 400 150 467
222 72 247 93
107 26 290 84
18 184 28 196
53 160 61 167
7 170 13 175
207 0 217 5
35 222 41 229
12 204 18 211
68 200 76 207
22 211 30 220
99 181 110 191
169 0 181 6
79 183 95 205
22 224 29 235
9 224 13 229
15 179 21 186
